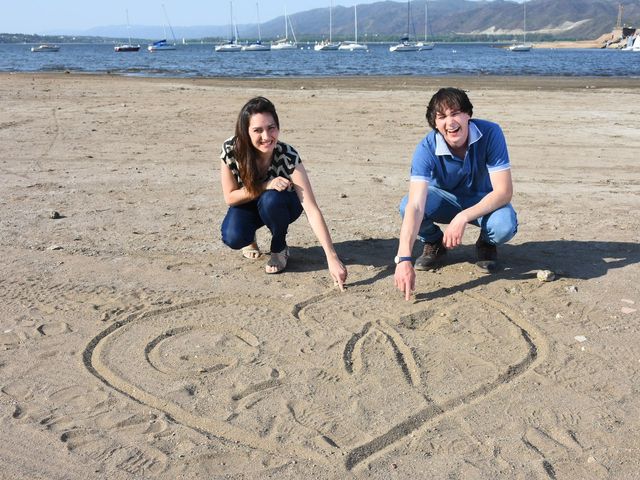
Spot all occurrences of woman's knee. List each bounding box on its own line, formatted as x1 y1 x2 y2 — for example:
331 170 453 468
221 230 250 250
259 189 288 210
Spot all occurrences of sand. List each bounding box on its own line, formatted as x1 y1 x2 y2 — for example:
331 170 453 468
1 72 639 479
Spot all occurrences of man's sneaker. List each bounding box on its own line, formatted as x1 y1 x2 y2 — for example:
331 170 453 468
476 237 498 272
415 239 446 271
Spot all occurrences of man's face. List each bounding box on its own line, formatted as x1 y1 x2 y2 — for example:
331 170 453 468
434 106 471 154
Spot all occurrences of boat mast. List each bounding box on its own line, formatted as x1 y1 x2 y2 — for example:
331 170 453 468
256 2 262 42
354 4 358 43
284 6 289 40
329 0 333 43
407 1 411 40
523 0 527 43
126 9 132 45
424 1 429 42
162 3 176 43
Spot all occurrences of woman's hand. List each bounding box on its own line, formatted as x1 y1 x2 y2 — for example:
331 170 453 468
328 256 347 291
266 176 291 192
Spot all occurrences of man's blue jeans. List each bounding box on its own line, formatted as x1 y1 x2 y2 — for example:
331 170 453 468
399 186 518 245
221 189 303 253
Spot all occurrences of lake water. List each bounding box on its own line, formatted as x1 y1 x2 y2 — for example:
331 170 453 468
2 42 639 78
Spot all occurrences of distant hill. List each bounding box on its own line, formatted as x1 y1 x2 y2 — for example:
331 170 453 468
12 0 640 42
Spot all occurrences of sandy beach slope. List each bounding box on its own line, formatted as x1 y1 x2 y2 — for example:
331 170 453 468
1 73 639 479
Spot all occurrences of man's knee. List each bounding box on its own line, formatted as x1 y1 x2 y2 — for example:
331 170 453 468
486 207 518 245
398 195 409 217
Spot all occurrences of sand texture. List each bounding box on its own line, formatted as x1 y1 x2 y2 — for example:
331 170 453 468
1 73 639 479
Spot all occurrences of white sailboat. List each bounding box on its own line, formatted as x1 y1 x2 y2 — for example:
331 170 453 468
390 0 420 52
314 0 339 51
243 2 270 51
509 0 532 52
416 0 435 51
271 6 297 50
31 44 60 52
338 4 368 51
215 1 243 52
114 9 140 52
147 3 177 52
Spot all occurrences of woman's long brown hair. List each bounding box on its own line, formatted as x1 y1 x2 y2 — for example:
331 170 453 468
233 97 280 197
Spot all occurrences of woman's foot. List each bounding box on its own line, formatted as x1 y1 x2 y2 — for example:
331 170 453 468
266 247 289 274
241 241 261 260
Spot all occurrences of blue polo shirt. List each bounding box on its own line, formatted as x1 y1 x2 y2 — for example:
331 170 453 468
410 119 511 196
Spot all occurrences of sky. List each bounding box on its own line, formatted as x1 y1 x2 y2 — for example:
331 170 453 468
1 0 509 35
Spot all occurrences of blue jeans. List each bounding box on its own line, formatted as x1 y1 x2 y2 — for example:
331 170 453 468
399 186 518 245
221 189 303 253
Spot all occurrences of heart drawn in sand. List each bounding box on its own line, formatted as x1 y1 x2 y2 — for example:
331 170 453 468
84 289 543 471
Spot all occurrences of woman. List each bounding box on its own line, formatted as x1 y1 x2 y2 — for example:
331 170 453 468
220 96 347 289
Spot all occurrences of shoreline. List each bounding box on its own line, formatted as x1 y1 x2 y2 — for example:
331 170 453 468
4 72 640 90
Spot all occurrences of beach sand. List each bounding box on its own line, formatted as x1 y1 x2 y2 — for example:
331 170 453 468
1 73 639 479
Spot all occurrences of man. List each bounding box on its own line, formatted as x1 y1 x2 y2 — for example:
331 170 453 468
394 87 518 301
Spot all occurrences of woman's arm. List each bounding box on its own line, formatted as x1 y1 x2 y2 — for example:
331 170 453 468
291 164 347 290
220 160 295 206
220 160 257 206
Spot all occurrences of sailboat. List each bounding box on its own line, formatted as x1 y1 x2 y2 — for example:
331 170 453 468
390 0 420 52
270 16 297 50
147 4 177 51
243 2 270 51
509 0 532 52
314 0 339 51
338 4 368 51
215 1 243 52
271 7 297 50
114 9 140 52
416 0 435 51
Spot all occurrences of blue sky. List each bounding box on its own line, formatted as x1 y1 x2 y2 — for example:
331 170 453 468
1 0 511 35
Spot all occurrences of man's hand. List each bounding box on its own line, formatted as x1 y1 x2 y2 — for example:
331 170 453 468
442 212 468 249
394 261 416 301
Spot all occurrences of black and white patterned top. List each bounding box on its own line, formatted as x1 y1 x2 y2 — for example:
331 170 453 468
220 136 302 187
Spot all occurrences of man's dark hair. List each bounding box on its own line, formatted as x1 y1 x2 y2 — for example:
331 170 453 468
426 88 474 130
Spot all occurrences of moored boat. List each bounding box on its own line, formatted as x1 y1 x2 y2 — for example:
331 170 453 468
271 6 297 51
115 44 141 52
148 39 176 52
115 10 140 52
314 1 339 51
31 44 59 52
509 0 532 52
338 5 367 51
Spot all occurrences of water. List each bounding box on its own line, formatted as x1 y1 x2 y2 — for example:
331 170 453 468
2 42 639 78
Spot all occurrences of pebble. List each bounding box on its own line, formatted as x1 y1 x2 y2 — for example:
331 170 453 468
47 245 63 250
537 269 555 282
565 285 578 293
49 210 61 219
340 193 348 198
621 307 637 314
574 335 587 343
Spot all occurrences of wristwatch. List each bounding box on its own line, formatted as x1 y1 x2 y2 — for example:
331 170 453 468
394 255 413 265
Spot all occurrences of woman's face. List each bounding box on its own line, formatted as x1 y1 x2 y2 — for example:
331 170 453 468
248 112 279 160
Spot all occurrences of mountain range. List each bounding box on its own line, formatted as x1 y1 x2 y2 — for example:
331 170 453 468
51 0 638 42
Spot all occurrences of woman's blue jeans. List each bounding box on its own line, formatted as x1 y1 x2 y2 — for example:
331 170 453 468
399 186 518 245
221 189 303 253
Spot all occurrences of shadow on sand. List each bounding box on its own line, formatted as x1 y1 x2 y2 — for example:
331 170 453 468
289 238 640 299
